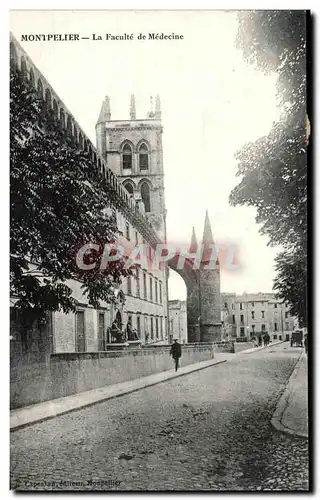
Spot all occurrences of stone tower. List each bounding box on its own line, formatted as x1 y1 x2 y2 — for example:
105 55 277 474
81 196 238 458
199 210 222 342
96 94 166 240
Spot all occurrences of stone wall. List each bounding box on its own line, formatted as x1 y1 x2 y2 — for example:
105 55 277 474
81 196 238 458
10 344 215 409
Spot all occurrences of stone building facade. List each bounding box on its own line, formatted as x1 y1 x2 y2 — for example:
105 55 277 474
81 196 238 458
221 292 298 341
10 33 222 356
168 300 188 344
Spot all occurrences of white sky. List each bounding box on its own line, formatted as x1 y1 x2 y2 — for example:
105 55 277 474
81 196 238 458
10 10 283 300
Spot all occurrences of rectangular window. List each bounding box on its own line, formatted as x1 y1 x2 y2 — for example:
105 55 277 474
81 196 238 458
274 303 277 308
125 221 130 240
261 324 266 332
240 303 243 310
149 276 153 301
160 318 163 339
232 314 235 324
150 317 154 339
285 322 289 330
251 311 255 319
159 283 162 304
261 310 265 319
240 314 244 323
143 273 147 299
252 325 255 333
232 303 235 309
274 323 278 331
155 281 158 303
123 154 132 170
137 316 141 336
98 313 105 351
135 231 138 246
285 311 289 319
136 269 140 297
240 327 245 337
156 317 159 338
127 275 132 295
75 311 85 352
273 334 277 340
224 302 228 308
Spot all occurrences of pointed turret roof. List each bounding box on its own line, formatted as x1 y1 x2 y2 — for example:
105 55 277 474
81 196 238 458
130 94 136 120
201 210 219 265
190 226 198 253
97 96 111 124
202 210 215 246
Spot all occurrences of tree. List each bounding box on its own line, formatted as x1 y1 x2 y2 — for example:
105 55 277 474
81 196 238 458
230 11 308 325
10 66 131 324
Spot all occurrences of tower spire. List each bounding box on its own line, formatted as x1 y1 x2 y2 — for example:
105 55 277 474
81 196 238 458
155 94 161 119
202 209 215 246
190 226 198 253
97 95 111 123
130 94 136 120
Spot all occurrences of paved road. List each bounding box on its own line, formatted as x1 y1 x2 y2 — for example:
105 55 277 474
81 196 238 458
11 343 309 491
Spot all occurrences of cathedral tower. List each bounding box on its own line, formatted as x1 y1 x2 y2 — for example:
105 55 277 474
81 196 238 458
96 94 166 240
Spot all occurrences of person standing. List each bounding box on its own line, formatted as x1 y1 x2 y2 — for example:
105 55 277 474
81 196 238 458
170 339 182 372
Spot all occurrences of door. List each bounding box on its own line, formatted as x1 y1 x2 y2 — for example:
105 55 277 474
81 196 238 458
75 311 85 352
98 313 105 351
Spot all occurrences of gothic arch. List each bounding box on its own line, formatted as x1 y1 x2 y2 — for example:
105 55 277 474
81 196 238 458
137 140 150 171
59 108 65 129
123 180 135 195
120 140 134 171
20 57 27 78
45 88 52 110
52 99 58 117
29 68 35 87
10 42 17 64
37 78 43 98
140 180 151 213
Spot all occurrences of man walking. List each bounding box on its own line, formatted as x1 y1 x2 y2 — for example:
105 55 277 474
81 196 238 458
170 339 182 372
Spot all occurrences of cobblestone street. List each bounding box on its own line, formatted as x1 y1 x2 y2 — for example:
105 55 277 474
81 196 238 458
10 343 309 492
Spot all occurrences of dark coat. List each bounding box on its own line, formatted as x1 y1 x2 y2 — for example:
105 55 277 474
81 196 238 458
170 342 182 358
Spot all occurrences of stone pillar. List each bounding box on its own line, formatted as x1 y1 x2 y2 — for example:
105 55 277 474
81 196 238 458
199 267 221 342
186 276 201 343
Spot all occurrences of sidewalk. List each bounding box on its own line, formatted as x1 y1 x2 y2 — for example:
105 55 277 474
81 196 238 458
271 352 308 438
10 341 284 432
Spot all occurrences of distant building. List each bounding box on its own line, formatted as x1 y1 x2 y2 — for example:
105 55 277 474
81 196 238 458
221 292 297 341
168 300 188 344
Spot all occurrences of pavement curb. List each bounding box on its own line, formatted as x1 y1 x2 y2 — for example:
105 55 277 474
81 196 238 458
11 358 227 432
271 351 308 439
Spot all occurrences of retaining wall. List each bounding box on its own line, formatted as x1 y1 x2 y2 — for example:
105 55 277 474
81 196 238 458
10 343 220 409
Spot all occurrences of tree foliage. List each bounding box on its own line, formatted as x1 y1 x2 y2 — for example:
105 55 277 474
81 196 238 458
230 11 307 325
10 66 130 322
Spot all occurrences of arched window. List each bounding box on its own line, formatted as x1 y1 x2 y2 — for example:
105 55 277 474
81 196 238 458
45 88 52 110
123 181 134 195
37 78 43 98
29 68 35 87
139 143 149 171
141 182 151 213
10 42 17 64
20 57 27 79
122 144 132 170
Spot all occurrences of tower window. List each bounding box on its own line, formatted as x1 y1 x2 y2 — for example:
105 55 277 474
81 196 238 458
139 143 149 170
122 144 132 170
141 182 151 213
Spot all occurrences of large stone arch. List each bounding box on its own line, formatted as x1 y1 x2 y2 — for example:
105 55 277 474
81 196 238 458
167 253 221 343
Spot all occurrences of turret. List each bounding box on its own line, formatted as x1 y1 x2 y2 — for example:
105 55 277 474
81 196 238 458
96 96 111 156
130 94 136 120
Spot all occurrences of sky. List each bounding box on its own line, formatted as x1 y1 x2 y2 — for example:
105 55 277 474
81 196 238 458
10 10 283 300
